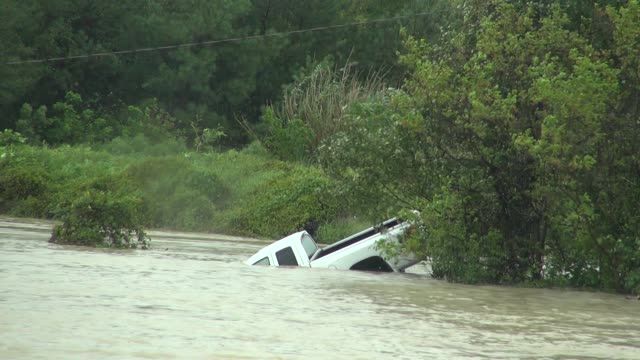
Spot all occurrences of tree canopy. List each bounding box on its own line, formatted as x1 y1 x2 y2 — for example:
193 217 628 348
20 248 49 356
321 0 640 292
0 0 449 143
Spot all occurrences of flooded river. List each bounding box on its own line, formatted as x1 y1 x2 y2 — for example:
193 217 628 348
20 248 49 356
1 218 638 359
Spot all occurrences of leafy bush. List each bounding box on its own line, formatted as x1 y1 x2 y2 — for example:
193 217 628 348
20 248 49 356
221 167 341 238
16 94 186 147
50 174 149 249
261 108 314 162
0 129 26 149
194 147 283 201
0 135 51 215
16 92 104 145
255 60 385 161
318 1 640 294
0 166 50 214
276 60 385 152
0 141 354 243
0 166 49 200
319 91 423 219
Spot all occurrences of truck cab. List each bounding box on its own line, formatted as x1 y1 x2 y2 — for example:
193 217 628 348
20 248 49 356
246 231 317 267
246 218 420 272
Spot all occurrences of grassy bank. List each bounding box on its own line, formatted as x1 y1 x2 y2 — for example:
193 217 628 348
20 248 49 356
0 137 368 243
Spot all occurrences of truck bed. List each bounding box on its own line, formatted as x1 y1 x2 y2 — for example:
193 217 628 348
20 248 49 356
311 218 401 261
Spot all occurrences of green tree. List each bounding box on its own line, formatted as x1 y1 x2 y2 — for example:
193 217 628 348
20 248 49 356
322 0 640 292
50 173 149 249
2 0 455 144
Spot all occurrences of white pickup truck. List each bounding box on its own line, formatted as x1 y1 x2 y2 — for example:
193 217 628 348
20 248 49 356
246 218 419 272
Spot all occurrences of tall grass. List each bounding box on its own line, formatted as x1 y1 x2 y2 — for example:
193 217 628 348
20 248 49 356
274 61 386 152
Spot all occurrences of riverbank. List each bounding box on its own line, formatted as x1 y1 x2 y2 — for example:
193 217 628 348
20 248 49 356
1 140 638 294
0 142 370 244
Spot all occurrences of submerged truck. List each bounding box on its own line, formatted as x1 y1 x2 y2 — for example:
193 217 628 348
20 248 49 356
246 218 419 272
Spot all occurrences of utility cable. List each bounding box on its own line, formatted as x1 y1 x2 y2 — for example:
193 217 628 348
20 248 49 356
4 10 450 65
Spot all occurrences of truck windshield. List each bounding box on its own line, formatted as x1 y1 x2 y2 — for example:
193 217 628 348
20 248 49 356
301 234 317 259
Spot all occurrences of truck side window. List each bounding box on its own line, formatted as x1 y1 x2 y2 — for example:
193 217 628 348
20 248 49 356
253 257 270 266
275 247 298 266
301 234 317 260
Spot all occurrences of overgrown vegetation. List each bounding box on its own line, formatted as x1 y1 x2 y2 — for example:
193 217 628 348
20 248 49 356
0 130 351 245
50 174 149 249
1 0 638 293
320 1 640 294
258 61 386 161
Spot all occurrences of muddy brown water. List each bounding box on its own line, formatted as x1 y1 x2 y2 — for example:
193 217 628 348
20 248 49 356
1 218 638 359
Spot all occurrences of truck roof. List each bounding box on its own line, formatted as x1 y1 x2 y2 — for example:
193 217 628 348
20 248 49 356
245 231 307 266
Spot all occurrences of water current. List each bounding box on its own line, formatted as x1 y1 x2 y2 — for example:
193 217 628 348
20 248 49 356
1 218 638 359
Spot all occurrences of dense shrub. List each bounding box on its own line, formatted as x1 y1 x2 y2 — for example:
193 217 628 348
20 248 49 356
255 60 385 162
0 141 358 244
261 108 314 162
50 174 149 249
0 166 50 215
16 93 185 148
222 166 341 238
0 131 50 215
320 1 640 294
0 166 49 200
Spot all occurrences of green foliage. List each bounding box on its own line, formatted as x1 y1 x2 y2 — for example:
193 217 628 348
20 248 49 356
1 140 350 239
261 107 314 162
321 0 640 293
125 156 230 231
0 165 48 200
0 129 26 147
257 60 386 161
2 0 454 144
315 217 373 244
0 140 49 216
120 101 185 143
221 166 341 238
0 164 50 215
1 134 365 247
99 134 187 157
320 91 425 217
16 92 102 145
15 93 185 147
194 145 283 201
50 174 149 249
0 143 130 218
3 0 639 294
0 129 26 160
192 125 227 153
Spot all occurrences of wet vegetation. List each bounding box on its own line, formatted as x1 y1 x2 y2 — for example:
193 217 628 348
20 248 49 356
1 0 639 293
0 132 349 244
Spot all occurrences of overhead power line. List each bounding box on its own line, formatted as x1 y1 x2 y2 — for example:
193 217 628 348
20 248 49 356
4 10 449 66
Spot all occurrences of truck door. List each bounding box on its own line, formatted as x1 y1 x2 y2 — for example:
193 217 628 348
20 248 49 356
274 246 302 267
